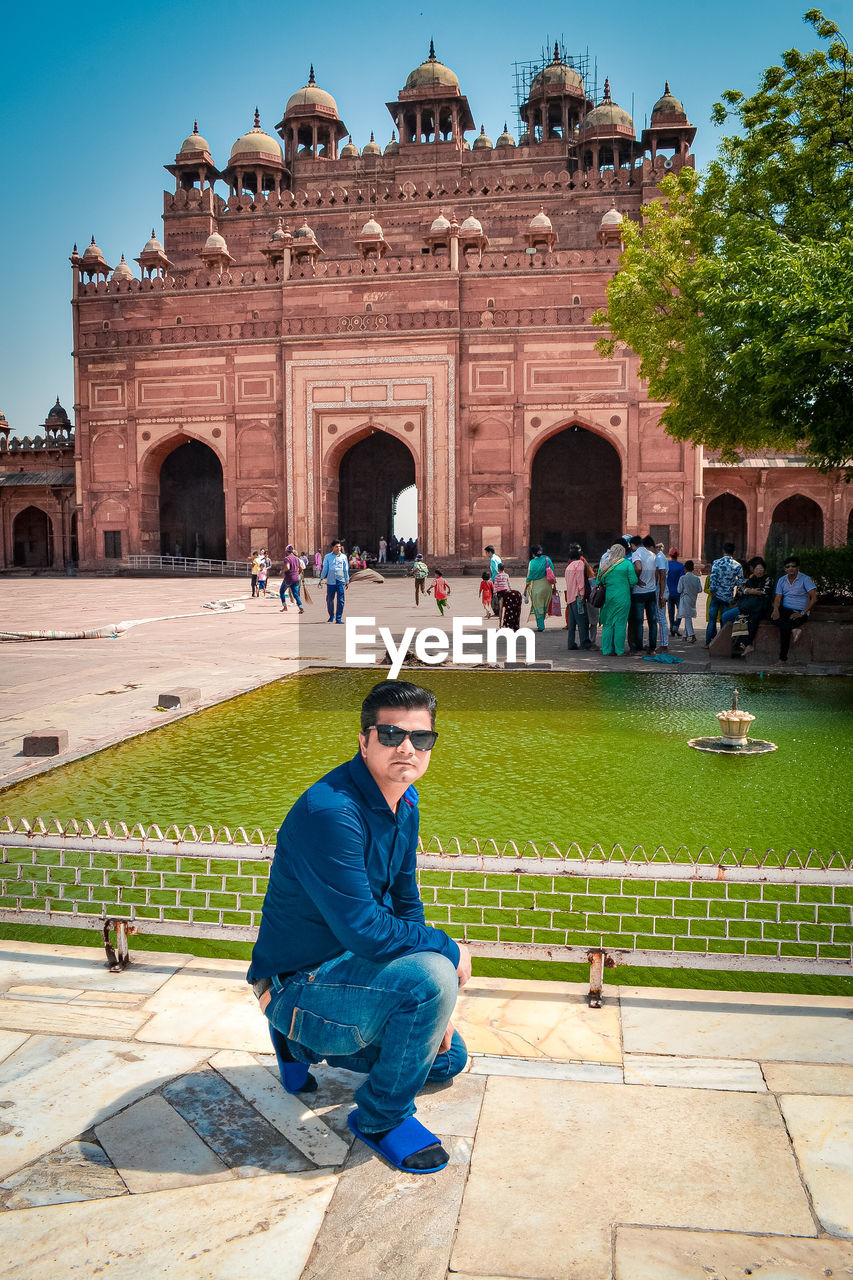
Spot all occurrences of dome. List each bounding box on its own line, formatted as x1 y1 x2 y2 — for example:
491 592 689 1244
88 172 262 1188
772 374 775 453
362 131 381 156
529 206 553 231
429 211 451 234
495 123 515 148
384 131 399 155
651 82 686 118
361 217 383 237
179 122 210 155
269 219 288 242
203 231 228 252
579 80 635 135
530 44 584 95
46 397 70 424
472 125 492 150
518 130 531 146
293 219 316 240
285 66 339 117
340 135 360 157
229 110 283 163
141 230 164 255
460 212 483 234
110 254 134 281
600 204 624 227
81 236 105 261
405 40 460 92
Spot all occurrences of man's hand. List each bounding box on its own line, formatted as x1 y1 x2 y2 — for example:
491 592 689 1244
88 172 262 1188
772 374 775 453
456 941 472 988
439 1020 455 1053
771 608 780 620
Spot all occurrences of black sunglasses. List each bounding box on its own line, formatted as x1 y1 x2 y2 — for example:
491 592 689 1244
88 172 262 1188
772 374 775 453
366 724 438 751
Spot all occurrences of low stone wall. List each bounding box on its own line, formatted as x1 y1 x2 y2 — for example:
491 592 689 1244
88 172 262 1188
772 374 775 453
709 605 853 664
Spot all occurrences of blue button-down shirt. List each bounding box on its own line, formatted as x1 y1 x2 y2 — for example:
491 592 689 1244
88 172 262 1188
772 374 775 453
709 554 744 602
248 752 459 983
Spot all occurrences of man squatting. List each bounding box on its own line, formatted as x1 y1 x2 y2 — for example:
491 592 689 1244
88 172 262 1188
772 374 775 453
248 680 470 1173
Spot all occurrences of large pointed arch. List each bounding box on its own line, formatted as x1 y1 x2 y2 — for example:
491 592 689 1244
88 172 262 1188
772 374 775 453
529 423 622 560
139 432 226 559
334 429 417 555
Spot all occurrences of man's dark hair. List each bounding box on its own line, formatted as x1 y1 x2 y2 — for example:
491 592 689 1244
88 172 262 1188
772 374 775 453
484 544 495 552
723 541 735 555
568 543 582 560
642 534 656 549
361 681 437 731
331 539 343 547
747 556 766 571
629 535 642 547
784 555 800 567
685 559 694 571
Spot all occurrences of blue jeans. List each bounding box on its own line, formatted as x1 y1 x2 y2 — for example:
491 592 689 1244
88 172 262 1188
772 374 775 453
629 591 658 652
326 581 345 621
280 579 303 609
265 949 466 1134
705 595 733 645
567 599 590 648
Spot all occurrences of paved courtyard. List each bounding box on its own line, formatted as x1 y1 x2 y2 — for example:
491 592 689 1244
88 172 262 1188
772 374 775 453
0 939 850 1279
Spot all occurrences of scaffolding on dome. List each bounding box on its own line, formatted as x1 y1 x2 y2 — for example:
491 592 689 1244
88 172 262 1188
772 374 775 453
512 39 597 142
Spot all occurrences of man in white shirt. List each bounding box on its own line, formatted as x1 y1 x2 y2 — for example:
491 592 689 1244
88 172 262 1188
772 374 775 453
771 556 818 662
378 538 387 564
628 535 659 654
320 540 350 623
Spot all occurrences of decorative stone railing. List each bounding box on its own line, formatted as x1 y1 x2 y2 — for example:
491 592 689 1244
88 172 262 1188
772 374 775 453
2 820 850 1001
0 430 74 452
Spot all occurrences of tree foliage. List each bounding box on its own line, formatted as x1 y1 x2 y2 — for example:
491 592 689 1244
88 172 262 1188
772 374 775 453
594 10 853 474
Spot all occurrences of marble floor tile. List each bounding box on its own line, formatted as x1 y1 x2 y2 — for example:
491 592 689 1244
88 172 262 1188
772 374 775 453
763 1061 853 1095
302 1135 470 1280
0 1170 337 1279
624 1053 766 1091
136 962 269 1051
0 1038 208 1181
4 984 82 1002
451 1077 815 1280
163 1068 314 1175
0 998 149 1039
0 1139 127 1209
0 1034 80 1085
614 1226 853 1279
415 1071 486 1138
468 1055 622 1084
454 977 621 1063
258 1060 365 1144
211 1050 349 1167
0 1031 28 1066
95 1093 233 1193
620 986 853 1064
778 1093 853 1236
0 940 188 996
70 990 148 1006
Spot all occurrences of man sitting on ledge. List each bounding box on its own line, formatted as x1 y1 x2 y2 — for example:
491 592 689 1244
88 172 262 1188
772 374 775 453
247 680 469 1174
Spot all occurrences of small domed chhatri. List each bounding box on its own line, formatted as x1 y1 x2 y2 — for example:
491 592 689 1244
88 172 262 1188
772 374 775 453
580 79 635 137
284 65 341 118
110 254 134 282
652 82 686 118
530 43 584 96
362 132 381 156
199 230 235 269
179 122 211 155
384 131 399 155
598 201 625 246
472 125 492 150
526 205 557 250
405 40 460 92
495 122 515 148
340 135 360 157
229 110 284 164
429 210 451 234
355 215 390 259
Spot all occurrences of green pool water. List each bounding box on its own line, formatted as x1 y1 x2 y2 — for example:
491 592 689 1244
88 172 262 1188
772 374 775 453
2 670 851 857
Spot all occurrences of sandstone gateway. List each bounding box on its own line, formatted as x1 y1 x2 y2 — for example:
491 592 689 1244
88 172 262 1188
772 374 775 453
17 43 841 570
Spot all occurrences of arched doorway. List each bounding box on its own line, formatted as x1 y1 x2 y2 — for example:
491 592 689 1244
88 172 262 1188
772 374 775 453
766 494 824 559
12 506 53 568
158 439 226 559
529 426 622 560
704 493 747 562
338 432 416 555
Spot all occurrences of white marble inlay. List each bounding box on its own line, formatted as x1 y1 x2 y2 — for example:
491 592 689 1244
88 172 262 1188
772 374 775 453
136 957 269 1051
211 1050 349 1167
4 985 82 1002
0 1171 337 1280
0 1039 208 1180
624 1053 767 1092
614 1225 853 1280
468 1054 623 1084
0 1031 28 1065
96 1093 233 1192
763 1061 853 1096
779 1093 853 1237
454 976 622 1063
0 998 150 1039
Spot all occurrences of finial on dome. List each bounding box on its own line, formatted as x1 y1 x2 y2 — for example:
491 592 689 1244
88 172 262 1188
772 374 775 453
192 120 199 134
553 41 560 62
369 131 375 141
120 253 126 262
150 228 155 238
664 80 670 95
90 235 96 245
72 243 78 253
428 38 436 61
391 130 396 140
254 106 260 128
603 77 611 101
503 121 508 132
480 125 485 135
308 64 315 85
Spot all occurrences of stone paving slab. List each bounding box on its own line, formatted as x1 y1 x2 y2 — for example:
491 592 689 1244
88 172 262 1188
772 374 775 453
301 1135 471 1280
620 986 853 1064
0 1170 338 1279
0 940 189 996
451 1076 816 1280
95 1093 233 1193
454 977 622 1062
468 1054 622 1084
136 958 269 1052
613 1226 853 1279
778 1093 853 1236
0 1030 28 1064
623 1053 766 1091
763 1061 853 1095
0 1138 127 1210
0 1038 209 1181
0 997 151 1039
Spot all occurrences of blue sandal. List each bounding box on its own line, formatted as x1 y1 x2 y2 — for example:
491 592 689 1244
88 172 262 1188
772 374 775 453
347 1109 448 1173
268 1024 317 1094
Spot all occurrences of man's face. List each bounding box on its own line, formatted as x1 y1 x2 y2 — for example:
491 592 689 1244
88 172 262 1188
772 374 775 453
359 705 435 794
785 562 798 578
333 543 342 554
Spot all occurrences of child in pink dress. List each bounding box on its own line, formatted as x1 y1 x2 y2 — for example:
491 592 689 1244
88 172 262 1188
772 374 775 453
478 572 494 619
427 570 451 615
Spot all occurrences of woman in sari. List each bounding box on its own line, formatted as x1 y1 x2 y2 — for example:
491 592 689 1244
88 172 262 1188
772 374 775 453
598 543 639 656
525 545 555 632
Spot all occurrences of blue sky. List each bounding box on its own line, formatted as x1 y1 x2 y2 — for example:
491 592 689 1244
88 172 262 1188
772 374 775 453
2 0 850 434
